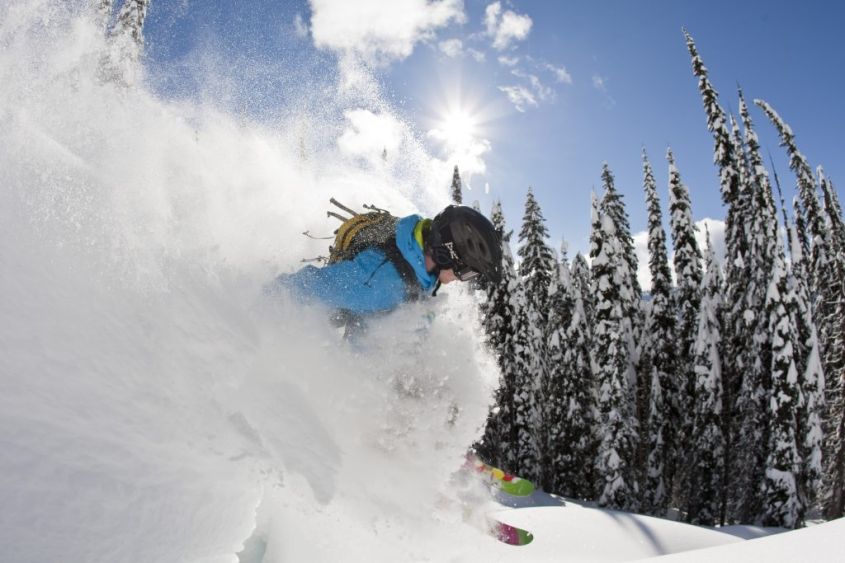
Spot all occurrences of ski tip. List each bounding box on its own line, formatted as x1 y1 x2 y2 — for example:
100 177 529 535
499 478 535 497
490 520 534 546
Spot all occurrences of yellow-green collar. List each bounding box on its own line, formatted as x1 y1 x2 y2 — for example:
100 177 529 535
414 218 432 249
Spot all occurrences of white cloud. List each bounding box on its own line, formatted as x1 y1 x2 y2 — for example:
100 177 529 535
530 75 553 100
484 1 532 51
496 57 570 109
512 69 553 102
545 63 573 84
438 38 463 57
484 2 502 36
337 109 404 166
592 74 607 92
495 10 532 49
497 85 537 112
309 0 465 66
592 73 616 108
294 13 309 38
427 127 492 176
467 48 486 62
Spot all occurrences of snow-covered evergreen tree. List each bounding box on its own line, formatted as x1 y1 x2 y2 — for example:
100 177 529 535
817 169 845 519
774 175 826 517
739 92 779 289
742 93 823 524
590 192 640 510
639 149 677 516
729 112 770 524
476 201 517 469
571 252 594 330
99 0 151 86
685 32 763 523
543 243 597 498
729 96 780 525
687 231 725 526
665 147 702 510
94 0 114 30
666 149 703 369
510 280 541 480
599 164 641 421
543 245 573 491
512 188 554 482
756 99 844 519
569 251 598 498
518 188 556 315
761 255 804 528
791 268 826 518
754 100 827 288
450 165 463 204
599 164 643 346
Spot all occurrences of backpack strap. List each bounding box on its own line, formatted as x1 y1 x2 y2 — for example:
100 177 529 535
378 236 425 302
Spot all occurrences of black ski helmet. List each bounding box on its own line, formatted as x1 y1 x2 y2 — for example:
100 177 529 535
427 205 502 282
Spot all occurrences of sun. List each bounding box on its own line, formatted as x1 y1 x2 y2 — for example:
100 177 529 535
421 79 500 175
429 99 489 160
435 105 480 151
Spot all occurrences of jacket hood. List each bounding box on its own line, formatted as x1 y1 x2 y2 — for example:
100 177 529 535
395 214 437 291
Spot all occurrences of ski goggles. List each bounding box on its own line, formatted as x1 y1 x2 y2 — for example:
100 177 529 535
452 262 480 281
432 244 479 281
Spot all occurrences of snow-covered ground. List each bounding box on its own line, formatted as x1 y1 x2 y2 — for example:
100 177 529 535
1 3 842 562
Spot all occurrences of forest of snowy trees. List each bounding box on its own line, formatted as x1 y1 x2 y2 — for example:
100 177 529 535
473 32 844 530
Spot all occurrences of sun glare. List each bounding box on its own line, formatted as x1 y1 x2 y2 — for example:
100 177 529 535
423 84 499 176
437 106 479 150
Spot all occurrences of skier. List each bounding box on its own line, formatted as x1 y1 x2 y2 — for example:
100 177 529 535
273 205 502 331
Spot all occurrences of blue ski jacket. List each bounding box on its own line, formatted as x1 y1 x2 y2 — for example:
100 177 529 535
276 214 438 315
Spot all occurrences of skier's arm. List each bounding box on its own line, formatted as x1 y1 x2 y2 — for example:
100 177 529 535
273 249 408 314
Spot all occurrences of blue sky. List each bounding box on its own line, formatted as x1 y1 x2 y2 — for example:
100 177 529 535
142 0 844 261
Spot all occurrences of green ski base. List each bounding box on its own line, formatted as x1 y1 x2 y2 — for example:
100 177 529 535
465 453 536 497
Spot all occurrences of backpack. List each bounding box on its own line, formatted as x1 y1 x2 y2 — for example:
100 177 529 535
324 198 423 299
